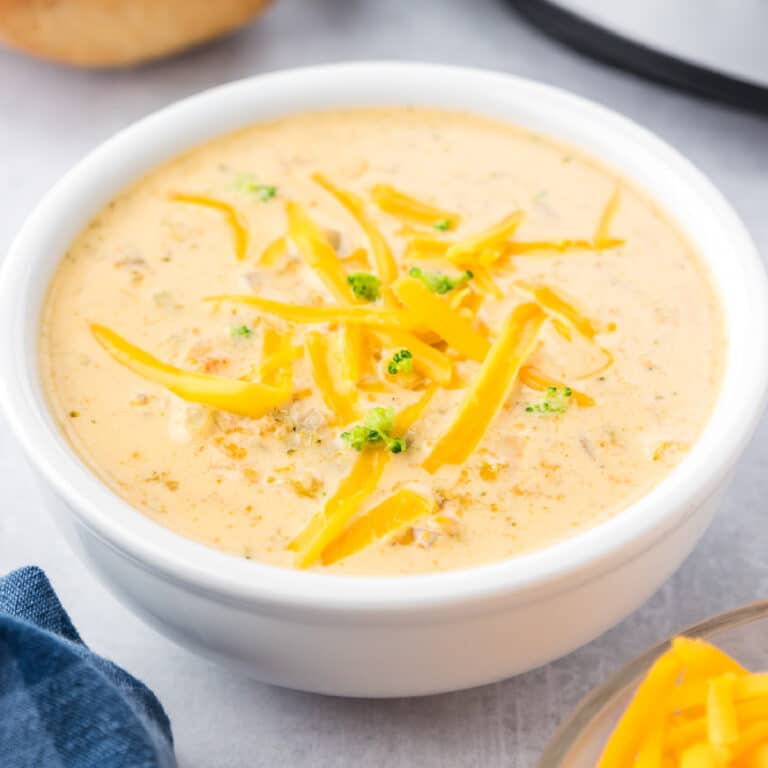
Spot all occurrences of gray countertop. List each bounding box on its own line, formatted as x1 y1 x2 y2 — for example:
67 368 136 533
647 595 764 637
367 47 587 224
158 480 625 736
1 1 767 765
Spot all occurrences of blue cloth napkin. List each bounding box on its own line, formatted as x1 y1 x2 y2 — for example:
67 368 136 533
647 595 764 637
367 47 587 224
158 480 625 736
0 566 175 768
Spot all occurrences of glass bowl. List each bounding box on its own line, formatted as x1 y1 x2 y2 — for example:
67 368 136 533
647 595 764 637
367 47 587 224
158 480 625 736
538 601 768 767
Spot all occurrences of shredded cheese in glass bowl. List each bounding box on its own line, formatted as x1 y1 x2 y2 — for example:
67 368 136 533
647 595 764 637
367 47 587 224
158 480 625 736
539 602 768 767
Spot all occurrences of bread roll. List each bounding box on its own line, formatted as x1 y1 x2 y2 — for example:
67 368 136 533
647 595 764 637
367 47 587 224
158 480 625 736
0 0 272 67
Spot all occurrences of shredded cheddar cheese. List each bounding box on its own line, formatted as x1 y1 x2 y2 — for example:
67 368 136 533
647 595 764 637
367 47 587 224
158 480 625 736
258 347 303 380
393 384 437 434
445 210 524 264
64 107 722 582
519 365 595 407
312 172 398 282
515 281 599 339
259 235 289 266
404 236 451 261
260 328 299 389
708 675 739 747
170 193 249 261
504 238 624 257
169 168 630 566
321 489 435 565
285 207 376 382
551 318 573 342
206 295 411 329
306 331 359 425
423 303 546 472
577 345 615 379
595 637 768 768
371 183 460 229
160 164 629 565
374 329 453 385
286 201 356 303
595 183 621 244
341 324 368 383
392 275 491 362
471 265 504 299
259 327 282 378
290 386 436 567
449 286 485 318
289 447 390 567
91 324 291 418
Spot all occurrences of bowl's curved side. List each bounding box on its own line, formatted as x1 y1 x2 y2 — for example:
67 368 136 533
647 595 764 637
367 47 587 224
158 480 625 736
42 476 726 696
0 62 766 619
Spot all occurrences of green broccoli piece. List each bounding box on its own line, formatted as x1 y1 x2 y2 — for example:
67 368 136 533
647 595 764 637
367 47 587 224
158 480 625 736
409 266 473 294
347 272 382 302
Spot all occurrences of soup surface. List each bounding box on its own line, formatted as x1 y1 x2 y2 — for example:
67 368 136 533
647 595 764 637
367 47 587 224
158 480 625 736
41 108 724 575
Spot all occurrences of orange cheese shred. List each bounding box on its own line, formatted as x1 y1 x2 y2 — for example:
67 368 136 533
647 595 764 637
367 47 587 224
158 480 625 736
289 386 435 568
575 346 615 380
404 236 451 261
289 448 390 567
312 172 398 283
551 318 573 341
306 331 358 425
258 347 303 382
285 201 356 303
206 295 411 330
422 303 546 472
446 210 524 264
448 286 472 311
679 744 725 768
356 376 398 394
731 723 768 762
393 384 437 434
475 243 511 268
344 246 371 268
91 324 291 418
471 265 504 299
392 276 491 362
737 698 768 729
449 286 485 317
341 324 368 383
170 193 249 261
597 647 684 768
672 637 748 679
707 675 740 748
504 238 623 257
285 208 375 380
519 365 595 407
374 329 453 385
595 183 621 244
260 327 282 373
737 674 768 701
371 183 461 229
634 716 666 768
259 235 289 266
260 328 298 389
740 743 768 768
321 489 435 565
515 281 599 339
598 637 760 768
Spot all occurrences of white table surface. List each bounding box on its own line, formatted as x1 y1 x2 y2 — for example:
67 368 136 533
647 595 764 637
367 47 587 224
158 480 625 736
1 1 767 765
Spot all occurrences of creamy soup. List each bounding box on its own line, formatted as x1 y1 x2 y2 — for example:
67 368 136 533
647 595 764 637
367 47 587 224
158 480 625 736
41 108 724 575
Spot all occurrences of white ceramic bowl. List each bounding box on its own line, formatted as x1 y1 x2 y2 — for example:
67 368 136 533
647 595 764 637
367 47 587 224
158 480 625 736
1 63 766 698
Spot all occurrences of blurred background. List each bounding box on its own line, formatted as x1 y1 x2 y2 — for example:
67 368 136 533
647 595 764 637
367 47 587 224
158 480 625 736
1 1 767 766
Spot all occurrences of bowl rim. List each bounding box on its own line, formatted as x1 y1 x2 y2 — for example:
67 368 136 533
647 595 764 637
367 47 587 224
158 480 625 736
1 61 766 615
537 599 768 766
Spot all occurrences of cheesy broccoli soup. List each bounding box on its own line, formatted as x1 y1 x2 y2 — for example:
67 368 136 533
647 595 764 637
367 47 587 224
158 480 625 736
40 108 724 575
